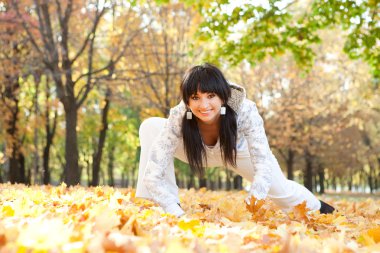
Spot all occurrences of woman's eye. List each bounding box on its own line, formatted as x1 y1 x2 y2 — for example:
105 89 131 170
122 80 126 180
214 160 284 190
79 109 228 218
208 93 215 98
191 96 198 100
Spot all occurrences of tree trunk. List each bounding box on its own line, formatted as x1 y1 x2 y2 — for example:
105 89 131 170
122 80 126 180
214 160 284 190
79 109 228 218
107 145 115 186
8 114 24 183
42 80 57 185
210 180 216 190
42 145 51 185
226 169 232 190
332 176 337 191
64 105 80 185
199 176 207 188
86 159 91 186
187 173 195 189
9 151 21 183
98 169 103 185
303 150 313 192
218 171 222 190
287 149 295 180
176 173 182 188
20 153 27 184
32 76 40 184
42 115 57 185
91 89 111 186
233 175 243 190
368 175 373 193
318 166 325 194
121 172 126 187
347 171 352 191
326 177 330 191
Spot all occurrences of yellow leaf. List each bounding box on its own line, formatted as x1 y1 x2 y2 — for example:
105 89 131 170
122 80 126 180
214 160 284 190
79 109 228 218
2 205 14 217
16 246 27 253
367 227 380 243
357 233 376 246
178 219 200 231
178 219 204 237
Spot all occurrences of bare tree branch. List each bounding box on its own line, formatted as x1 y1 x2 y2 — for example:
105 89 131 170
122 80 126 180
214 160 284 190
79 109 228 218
70 7 106 64
10 1 44 59
75 19 152 108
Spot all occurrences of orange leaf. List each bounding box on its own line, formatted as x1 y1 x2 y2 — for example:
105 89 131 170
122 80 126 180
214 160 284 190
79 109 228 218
367 227 380 243
0 234 6 247
293 201 310 221
245 196 265 214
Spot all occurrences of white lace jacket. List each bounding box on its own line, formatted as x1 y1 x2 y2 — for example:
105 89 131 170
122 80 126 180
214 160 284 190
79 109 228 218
143 84 272 216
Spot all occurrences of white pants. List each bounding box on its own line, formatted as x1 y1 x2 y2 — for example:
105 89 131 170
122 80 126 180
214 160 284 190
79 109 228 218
136 117 321 211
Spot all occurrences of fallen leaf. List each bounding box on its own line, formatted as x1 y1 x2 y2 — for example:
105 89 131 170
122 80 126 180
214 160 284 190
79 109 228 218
245 196 265 214
367 227 380 243
292 201 310 222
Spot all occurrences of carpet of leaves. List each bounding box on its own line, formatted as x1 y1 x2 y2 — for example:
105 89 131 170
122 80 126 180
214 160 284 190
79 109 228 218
0 184 379 253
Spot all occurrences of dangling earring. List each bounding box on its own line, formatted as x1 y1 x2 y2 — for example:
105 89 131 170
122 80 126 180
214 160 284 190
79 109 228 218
186 110 193 120
220 106 226 115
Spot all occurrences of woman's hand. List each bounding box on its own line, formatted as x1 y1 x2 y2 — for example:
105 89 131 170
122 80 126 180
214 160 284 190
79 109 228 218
164 203 185 217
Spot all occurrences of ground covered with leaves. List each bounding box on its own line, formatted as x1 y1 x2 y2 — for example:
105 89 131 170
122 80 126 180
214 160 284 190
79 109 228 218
0 184 379 252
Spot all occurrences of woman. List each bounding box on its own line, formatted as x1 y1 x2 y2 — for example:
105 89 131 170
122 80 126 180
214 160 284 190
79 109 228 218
136 63 334 217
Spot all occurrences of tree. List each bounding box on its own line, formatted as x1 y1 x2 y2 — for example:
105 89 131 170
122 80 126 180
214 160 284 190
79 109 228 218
42 77 58 185
125 2 202 117
195 0 379 80
91 86 111 186
11 0 147 185
225 27 374 193
0 5 37 183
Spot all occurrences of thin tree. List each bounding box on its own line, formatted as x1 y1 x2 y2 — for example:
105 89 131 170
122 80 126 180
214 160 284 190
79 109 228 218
11 1 149 185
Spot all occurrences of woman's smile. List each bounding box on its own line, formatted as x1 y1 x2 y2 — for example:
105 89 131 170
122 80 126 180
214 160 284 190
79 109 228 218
188 91 223 125
199 109 212 114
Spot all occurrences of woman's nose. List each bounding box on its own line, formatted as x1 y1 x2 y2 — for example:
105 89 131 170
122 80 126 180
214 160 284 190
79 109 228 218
198 98 209 108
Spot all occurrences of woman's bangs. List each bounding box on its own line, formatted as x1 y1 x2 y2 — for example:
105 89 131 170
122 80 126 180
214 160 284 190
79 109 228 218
197 72 221 95
182 74 199 101
182 64 230 103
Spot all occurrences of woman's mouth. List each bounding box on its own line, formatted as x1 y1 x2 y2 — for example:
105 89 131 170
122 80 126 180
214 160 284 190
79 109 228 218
199 110 212 115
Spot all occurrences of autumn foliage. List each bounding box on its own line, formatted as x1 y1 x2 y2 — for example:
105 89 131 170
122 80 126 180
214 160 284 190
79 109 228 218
0 184 379 252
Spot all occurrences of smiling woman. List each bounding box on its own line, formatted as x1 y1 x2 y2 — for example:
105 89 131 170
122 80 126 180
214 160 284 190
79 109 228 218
188 92 223 125
135 63 335 217
180 64 238 179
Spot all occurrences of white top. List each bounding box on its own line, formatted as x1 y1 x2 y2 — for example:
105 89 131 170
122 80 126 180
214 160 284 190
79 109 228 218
142 84 273 216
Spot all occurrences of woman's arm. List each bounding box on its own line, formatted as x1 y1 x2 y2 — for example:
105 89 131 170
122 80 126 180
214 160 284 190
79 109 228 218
143 103 186 216
240 100 273 200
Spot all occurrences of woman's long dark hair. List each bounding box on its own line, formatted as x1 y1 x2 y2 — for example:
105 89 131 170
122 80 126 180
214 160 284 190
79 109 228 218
181 63 237 177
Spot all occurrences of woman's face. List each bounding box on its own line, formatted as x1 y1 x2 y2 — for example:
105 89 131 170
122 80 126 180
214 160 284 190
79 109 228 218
188 91 223 125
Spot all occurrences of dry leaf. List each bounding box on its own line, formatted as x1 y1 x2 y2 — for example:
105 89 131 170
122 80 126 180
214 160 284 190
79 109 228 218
292 201 310 222
245 196 265 214
0 184 379 252
245 196 266 221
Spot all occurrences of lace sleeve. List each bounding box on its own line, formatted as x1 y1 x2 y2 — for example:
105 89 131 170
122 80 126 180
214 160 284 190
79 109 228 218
143 103 185 214
239 100 272 200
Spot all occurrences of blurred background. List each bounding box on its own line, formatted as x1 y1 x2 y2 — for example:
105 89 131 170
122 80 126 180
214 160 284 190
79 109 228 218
0 0 378 195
